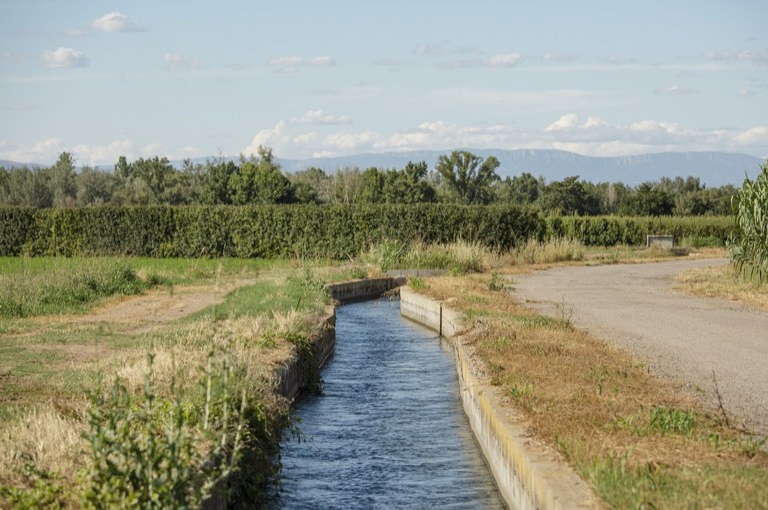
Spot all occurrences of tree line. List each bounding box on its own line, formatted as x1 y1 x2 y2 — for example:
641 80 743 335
0 147 739 216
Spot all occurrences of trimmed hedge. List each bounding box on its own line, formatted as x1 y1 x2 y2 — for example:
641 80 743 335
543 215 732 246
0 206 733 258
0 205 541 259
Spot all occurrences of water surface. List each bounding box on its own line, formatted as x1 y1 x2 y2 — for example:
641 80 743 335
269 299 504 509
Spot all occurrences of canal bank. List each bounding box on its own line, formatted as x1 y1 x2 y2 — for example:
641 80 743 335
400 287 596 510
272 277 596 509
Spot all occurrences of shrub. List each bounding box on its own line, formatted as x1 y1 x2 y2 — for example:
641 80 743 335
82 353 246 509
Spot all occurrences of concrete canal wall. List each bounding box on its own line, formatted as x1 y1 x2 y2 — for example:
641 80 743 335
400 287 596 510
276 277 404 401
274 277 596 509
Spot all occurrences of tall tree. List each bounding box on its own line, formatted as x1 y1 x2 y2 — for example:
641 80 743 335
48 152 78 207
76 166 118 205
201 160 238 205
435 150 500 205
621 182 675 216
539 176 599 215
230 146 295 204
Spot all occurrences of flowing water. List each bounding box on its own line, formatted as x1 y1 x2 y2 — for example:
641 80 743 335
268 299 505 509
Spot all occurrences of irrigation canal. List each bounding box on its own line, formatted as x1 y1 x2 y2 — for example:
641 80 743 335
268 299 505 509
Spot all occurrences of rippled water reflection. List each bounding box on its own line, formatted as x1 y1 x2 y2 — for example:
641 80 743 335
268 299 505 509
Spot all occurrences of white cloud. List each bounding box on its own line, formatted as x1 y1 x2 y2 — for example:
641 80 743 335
0 137 64 163
268 56 336 73
243 121 289 156
91 12 143 33
437 54 523 69
163 53 205 71
412 43 481 57
739 88 757 97
488 53 522 68
583 116 609 129
545 114 581 131
541 52 577 62
240 115 768 160
733 126 768 146
704 49 768 64
73 140 136 164
290 110 352 125
654 85 698 95
41 47 89 68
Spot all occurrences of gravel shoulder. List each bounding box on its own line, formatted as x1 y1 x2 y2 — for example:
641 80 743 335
511 258 768 436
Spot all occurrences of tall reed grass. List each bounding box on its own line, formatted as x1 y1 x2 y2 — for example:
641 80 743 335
730 162 768 284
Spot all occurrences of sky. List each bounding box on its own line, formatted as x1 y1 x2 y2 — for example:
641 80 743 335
1 0 767 166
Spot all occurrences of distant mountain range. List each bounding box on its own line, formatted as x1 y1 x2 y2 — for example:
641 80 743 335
274 149 764 187
3 150 765 187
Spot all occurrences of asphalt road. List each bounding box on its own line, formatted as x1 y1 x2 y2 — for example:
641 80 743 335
512 258 768 436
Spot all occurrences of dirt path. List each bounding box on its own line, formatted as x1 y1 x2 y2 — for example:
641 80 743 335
14 279 255 339
511 258 768 436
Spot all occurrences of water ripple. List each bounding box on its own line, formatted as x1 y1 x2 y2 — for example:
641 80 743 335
268 299 504 509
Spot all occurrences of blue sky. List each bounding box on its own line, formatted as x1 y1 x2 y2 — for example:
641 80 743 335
1 0 766 165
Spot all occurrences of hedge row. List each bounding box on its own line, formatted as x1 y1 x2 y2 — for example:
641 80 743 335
0 206 733 258
0 205 541 258
543 215 733 246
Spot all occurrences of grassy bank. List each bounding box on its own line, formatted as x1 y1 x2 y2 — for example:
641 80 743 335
0 257 343 508
412 265 767 509
675 263 768 312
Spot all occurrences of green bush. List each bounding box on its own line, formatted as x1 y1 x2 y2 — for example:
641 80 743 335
83 353 246 509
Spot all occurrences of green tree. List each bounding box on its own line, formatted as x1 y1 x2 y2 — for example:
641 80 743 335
48 152 77 207
76 166 118 205
359 167 385 203
393 161 436 203
621 182 674 216
289 167 330 204
435 150 500 205
329 167 364 204
539 176 599 215
201 160 237 205
230 147 295 204
496 172 540 205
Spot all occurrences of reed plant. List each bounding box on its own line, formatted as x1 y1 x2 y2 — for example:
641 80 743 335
729 162 768 284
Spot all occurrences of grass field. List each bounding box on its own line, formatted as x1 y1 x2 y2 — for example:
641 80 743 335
1 244 765 509
0 256 355 508
412 253 767 509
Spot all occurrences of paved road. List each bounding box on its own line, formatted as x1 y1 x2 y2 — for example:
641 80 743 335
512 258 768 436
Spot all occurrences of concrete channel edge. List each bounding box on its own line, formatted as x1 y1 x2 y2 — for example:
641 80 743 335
275 277 405 401
400 286 598 510
272 277 597 510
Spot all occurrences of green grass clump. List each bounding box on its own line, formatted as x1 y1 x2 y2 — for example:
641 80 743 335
361 239 486 274
0 259 163 318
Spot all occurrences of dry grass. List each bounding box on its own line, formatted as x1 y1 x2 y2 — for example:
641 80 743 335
0 269 329 503
418 273 768 509
675 263 768 312
0 407 85 487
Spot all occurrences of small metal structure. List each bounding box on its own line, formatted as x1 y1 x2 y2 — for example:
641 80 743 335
646 235 674 248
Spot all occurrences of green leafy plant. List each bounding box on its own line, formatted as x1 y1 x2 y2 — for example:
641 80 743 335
648 406 696 436
82 353 245 509
730 161 768 284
